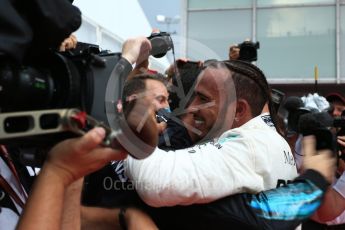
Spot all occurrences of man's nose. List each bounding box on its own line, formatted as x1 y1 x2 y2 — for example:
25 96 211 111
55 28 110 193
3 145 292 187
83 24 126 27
334 110 341 117
162 101 169 109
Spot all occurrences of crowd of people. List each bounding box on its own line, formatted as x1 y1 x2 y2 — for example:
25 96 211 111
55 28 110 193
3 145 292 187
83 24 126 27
1 1 345 230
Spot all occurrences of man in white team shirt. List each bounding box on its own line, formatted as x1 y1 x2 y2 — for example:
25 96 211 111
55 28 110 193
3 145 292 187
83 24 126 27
125 60 298 207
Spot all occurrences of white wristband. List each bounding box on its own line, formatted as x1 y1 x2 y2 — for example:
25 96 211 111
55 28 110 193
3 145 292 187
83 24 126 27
333 171 345 199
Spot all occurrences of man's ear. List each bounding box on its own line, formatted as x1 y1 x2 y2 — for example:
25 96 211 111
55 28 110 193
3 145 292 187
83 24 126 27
234 99 252 125
235 99 247 118
126 94 138 102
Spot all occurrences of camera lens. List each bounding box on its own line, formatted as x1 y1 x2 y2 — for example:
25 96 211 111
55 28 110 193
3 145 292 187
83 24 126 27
0 65 55 112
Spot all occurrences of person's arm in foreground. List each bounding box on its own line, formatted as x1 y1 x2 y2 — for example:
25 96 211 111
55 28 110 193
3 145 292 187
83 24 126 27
61 178 84 230
311 135 345 223
16 128 126 230
312 186 345 223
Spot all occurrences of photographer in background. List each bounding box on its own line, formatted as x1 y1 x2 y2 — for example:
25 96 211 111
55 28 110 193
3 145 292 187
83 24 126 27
281 94 345 229
311 94 345 228
326 93 345 119
228 39 260 63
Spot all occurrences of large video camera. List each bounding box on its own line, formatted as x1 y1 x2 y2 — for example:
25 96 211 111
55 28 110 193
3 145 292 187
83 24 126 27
1 42 117 117
0 32 173 165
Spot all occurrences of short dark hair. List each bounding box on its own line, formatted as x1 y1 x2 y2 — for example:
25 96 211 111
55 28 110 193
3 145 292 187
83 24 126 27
223 60 269 117
122 73 167 110
222 60 281 134
198 60 269 116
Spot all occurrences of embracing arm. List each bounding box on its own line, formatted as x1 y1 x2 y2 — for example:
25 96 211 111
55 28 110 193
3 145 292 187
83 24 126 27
145 170 329 230
125 136 264 207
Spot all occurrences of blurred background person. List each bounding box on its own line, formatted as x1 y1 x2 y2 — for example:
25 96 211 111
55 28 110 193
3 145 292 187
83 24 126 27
326 93 345 118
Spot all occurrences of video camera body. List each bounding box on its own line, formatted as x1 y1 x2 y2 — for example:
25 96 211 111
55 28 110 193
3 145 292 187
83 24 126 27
0 0 174 165
283 95 345 153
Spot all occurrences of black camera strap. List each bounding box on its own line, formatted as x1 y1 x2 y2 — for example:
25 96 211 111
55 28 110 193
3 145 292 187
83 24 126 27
0 175 25 210
0 146 27 210
0 188 20 215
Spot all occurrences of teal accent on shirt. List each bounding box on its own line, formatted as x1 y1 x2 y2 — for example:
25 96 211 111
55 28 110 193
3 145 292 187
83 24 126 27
249 181 322 220
218 134 239 144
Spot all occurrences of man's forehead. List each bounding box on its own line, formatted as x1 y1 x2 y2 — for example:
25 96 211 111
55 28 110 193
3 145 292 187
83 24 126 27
145 79 168 94
145 79 164 87
196 66 232 90
332 101 345 107
199 66 231 81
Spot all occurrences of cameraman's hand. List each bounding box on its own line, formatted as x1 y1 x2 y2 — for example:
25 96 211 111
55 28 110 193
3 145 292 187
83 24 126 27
122 37 152 66
59 34 77 52
229 44 240 60
45 127 127 186
302 136 336 183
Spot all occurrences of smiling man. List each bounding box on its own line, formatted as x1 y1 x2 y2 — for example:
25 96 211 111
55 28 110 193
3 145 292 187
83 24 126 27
121 73 170 134
124 60 298 207
188 65 236 140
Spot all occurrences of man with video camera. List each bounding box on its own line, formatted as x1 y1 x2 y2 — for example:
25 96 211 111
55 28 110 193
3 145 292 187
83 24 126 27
0 0 82 228
0 0 157 229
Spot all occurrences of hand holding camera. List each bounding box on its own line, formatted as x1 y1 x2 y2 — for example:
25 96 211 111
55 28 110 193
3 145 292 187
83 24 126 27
45 127 127 186
229 40 260 62
302 135 336 184
122 36 152 65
